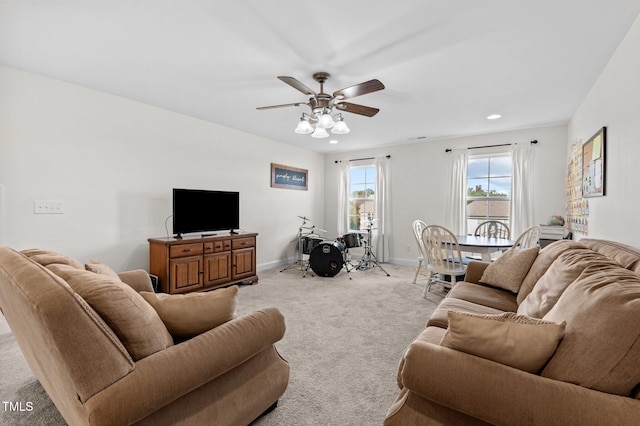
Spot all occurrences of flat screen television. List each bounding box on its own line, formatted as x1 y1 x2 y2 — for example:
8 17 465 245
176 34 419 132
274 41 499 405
172 188 239 236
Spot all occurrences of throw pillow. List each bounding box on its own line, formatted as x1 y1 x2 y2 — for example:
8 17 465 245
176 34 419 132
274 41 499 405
480 247 539 293
140 286 238 337
440 311 566 373
85 259 121 280
48 264 174 361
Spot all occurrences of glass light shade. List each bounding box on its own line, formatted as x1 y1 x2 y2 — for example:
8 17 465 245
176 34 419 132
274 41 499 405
316 113 336 129
294 118 314 134
311 127 329 138
331 119 350 134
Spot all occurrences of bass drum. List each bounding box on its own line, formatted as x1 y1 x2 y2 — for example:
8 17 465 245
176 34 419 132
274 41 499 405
309 240 344 277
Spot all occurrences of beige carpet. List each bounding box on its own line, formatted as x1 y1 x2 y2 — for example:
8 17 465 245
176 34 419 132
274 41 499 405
0 263 442 425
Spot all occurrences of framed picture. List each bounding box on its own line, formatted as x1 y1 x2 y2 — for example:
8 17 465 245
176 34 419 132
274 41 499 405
582 127 606 198
271 163 308 190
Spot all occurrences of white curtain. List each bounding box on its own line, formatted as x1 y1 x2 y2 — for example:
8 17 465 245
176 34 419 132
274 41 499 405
510 143 535 238
374 156 390 262
445 149 468 235
337 161 350 235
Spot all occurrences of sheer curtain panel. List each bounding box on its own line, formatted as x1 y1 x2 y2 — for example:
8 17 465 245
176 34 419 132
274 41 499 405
445 149 468 236
337 161 350 235
374 156 390 262
510 143 535 237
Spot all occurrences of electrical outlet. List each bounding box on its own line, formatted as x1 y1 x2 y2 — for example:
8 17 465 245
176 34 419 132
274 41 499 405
34 200 65 214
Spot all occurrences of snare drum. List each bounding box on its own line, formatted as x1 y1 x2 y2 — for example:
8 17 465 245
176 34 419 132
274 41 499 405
309 240 344 277
342 233 362 248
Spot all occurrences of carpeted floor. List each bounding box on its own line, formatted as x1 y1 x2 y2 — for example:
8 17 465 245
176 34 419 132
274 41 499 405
0 263 443 425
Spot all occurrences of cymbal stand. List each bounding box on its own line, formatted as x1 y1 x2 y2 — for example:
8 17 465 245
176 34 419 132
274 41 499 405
356 225 390 276
280 216 311 273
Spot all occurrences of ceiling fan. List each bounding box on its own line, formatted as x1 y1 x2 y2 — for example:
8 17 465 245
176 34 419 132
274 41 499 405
256 72 385 138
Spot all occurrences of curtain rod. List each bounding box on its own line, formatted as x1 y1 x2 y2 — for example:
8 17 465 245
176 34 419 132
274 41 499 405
445 140 538 153
334 154 391 164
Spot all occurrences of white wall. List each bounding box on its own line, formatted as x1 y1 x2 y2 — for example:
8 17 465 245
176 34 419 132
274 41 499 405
324 124 568 265
568 14 640 245
0 66 324 271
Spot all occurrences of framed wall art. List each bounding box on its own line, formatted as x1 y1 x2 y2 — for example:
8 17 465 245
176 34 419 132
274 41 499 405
582 127 606 198
271 163 308 190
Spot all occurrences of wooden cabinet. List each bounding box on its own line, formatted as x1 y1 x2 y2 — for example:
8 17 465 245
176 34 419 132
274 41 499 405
149 233 258 294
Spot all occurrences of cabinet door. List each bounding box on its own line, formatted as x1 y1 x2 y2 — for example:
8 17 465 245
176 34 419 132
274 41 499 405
232 247 256 280
169 255 203 293
204 252 231 286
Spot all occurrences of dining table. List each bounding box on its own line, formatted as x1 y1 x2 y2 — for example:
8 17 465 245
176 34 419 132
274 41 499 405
455 235 515 262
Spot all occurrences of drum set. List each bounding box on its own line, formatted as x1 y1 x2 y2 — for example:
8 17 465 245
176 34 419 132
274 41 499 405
280 216 389 278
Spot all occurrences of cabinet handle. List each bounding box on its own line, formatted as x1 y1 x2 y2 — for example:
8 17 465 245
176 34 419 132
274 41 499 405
183 248 192 252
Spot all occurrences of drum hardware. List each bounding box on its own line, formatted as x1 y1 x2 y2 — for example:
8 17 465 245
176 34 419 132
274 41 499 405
356 220 390 276
280 216 321 273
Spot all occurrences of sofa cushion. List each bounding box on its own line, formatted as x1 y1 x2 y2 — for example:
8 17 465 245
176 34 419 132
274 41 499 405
479 247 539 293
580 239 640 274
446 281 517 312
517 249 619 318
441 311 565 373
85 259 121 280
427 298 504 329
21 248 84 270
516 240 585 305
542 265 640 396
140 286 238 337
48 264 174 361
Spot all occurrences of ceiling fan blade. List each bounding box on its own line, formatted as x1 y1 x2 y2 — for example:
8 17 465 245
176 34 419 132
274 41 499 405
335 102 380 117
333 79 385 100
256 102 306 110
277 76 317 96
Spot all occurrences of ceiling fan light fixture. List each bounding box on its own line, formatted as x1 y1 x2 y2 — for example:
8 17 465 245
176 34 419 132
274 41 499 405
311 127 329 138
257 72 385 138
294 117 314 134
331 116 350 134
316 111 336 129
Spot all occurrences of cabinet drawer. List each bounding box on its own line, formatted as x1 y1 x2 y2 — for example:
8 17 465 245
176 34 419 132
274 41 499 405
232 237 255 250
169 243 203 258
204 240 231 254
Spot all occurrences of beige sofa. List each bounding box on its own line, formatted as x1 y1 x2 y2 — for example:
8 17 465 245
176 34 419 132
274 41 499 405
0 247 289 425
384 239 640 425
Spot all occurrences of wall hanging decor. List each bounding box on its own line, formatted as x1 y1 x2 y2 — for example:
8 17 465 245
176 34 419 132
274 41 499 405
581 127 606 198
271 163 308 190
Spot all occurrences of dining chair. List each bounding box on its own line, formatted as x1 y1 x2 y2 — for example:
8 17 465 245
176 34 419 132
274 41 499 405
513 225 541 249
469 220 511 260
474 220 511 239
412 219 428 284
420 225 467 297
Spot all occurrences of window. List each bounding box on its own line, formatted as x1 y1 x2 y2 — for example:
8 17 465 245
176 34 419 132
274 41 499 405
466 153 512 233
349 165 376 231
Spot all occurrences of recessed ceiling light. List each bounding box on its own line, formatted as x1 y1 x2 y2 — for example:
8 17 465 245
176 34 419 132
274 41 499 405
329 139 339 144
487 114 502 120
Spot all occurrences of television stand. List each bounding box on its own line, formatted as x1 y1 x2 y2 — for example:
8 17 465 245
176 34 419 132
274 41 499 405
149 232 258 294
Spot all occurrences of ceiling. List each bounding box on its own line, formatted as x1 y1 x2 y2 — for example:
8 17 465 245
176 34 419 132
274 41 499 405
2 1 640 153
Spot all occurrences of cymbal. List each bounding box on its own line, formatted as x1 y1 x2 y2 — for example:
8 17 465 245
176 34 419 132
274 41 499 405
298 215 310 221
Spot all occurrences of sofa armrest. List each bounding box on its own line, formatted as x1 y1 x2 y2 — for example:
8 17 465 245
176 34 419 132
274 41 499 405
118 269 154 293
401 341 640 425
463 260 490 284
84 307 286 425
